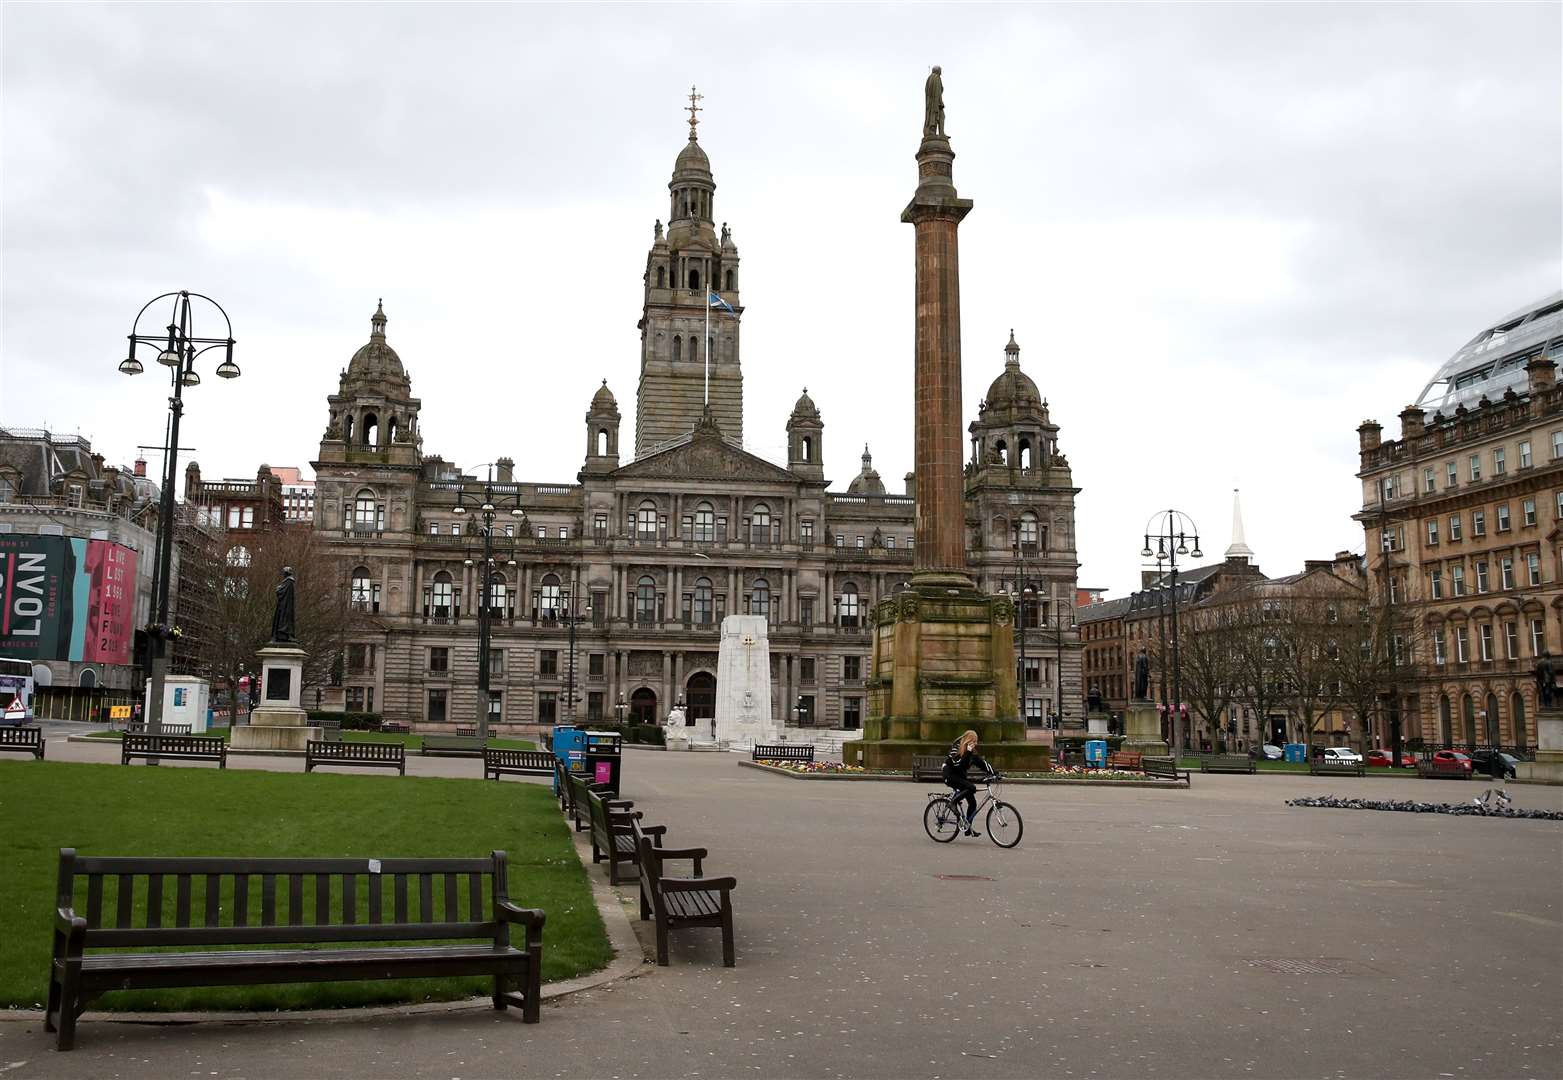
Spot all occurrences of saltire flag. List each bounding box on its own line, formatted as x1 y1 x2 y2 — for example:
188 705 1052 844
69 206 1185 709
708 291 735 315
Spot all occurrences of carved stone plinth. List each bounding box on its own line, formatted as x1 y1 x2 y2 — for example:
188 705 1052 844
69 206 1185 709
1121 700 1169 757
1516 707 1563 784
231 645 313 753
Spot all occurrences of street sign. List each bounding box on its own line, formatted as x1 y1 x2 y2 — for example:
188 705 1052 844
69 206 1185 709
109 704 132 720
4 699 25 723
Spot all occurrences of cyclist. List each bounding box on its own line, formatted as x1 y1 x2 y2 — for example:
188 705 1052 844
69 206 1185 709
943 729 993 837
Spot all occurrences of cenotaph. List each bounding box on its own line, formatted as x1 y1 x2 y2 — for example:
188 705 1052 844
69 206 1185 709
713 614 778 749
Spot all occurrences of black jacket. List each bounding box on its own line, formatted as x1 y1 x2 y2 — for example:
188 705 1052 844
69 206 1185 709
943 742 991 781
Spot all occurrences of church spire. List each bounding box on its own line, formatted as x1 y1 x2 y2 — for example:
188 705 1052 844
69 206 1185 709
1225 488 1255 561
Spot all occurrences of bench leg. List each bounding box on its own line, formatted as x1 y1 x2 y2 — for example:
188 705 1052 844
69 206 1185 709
721 902 736 967
52 966 81 1050
639 883 650 921
525 946 542 1023
655 918 670 966
492 974 508 1011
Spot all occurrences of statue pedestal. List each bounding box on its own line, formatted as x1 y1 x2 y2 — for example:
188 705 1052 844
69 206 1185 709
843 584 1051 773
1516 708 1563 784
1121 699 1169 757
1087 711 1110 737
231 645 313 753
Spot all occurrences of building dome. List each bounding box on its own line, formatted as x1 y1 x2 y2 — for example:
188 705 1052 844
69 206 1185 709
846 444 886 495
1415 290 1563 415
674 137 711 177
590 379 618 412
983 330 1040 410
347 300 405 380
790 387 820 420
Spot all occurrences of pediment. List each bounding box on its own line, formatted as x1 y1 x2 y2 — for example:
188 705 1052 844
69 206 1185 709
614 435 798 485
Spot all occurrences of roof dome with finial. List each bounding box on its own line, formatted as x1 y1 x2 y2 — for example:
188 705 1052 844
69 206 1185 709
790 387 820 420
846 443 886 495
590 379 618 413
983 329 1041 411
347 300 406 380
673 85 712 177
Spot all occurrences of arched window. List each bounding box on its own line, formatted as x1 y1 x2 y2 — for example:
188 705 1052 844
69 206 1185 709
708 336 715 362
351 566 372 607
750 578 770 618
344 414 354 443
353 490 379 530
226 545 251 568
1439 694 1452 745
362 412 379 447
656 266 666 288
1018 512 1040 549
801 436 812 462
995 439 1008 465
596 429 609 456
636 500 659 539
539 574 561 618
1513 692 1528 749
1018 438 1032 471
693 502 715 542
1484 692 1500 745
688 268 701 291
750 503 771 544
636 575 658 623
386 416 399 444
694 576 714 625
725 270 734 290
485 572 508 614
432 571 454 620
673 336 682 364
839 583 860 627
1461 694 1476 744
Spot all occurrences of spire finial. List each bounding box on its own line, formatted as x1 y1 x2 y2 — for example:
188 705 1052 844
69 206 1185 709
1004 329 1020 368
371 299 387 340
686 85 704 140
1225 487 1255 561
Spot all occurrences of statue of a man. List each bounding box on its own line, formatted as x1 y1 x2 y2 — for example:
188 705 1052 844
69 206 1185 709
1088 685 1104 713
923 65 945 137
1536 652 1557 708
1133 648 1150 701
271 566 297 644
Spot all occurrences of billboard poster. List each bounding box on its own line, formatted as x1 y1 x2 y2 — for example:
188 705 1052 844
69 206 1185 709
0 535 138 665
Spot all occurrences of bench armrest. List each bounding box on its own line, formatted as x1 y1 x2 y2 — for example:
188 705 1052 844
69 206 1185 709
497 900 547 948
604 799 635 810
650 844 707 861
661 875 736 894
639 824 667 837
55 907 87 956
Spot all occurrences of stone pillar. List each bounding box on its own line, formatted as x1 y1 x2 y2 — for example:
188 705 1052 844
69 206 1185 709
901 124 973 585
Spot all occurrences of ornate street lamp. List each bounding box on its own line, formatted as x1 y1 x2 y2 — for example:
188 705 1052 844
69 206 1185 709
1141 509 1202 756
120 291 237 735
454 465 524 740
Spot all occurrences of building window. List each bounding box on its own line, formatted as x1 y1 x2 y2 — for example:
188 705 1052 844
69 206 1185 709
1449 515 1462 542
1472 510 1486 537
229 506 242 528
1506 621 1520 659
1476 561 1489 593
635 576 659 622
1493 447 1506 476
636 500 659 539
1423 467 1436 493
1501 557 1514 590
843 697 862 730
800 657 815 683
838 584 860 627
1455 626 1469 663
1479 623 1493 662
537 691 557 725
427 688 448 724
587 692 604 722
489 648 504 677
1528 553 1542 586
1380 475 1399 502
452 524 462 536
431 572 455 620
354 491 379 529
540 650 558 676
750 503 771 544
693 576 714 624
1017 512 1040 548
885 536 896 550
351 567 377 611
588 653 605 677
504 524 514 537
1020 656 1041 684
1553 430 1563 460
429 646 449 673
429 522 439 535
593 512 608 537
1520 440 1532 468
749 578 770 618
1469 454 1481 482
1429 568 1443 599
1451 565 1465 596
1024 697 1044 727
1496 505 1510 532
1524 498 1537 526
1447 461 1458 488
834 533 845 548
1433 629 1446 666
693 503 715 542
1426 519 1439 545
1532 618 1546 656
346 686 371 711
800 519 814 545
1388 575 1401 604
856 535 866 549
844 655 862 681
487 691 502 721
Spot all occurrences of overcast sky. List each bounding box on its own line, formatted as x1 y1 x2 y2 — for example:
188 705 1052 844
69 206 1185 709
3 3 1558 596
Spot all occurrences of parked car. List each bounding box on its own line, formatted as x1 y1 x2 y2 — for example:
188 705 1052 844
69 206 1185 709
1366 748 1418 769
1468 749 1519 779
1260 744 1284 760
1430 749 1474 774
1321 746 1363 765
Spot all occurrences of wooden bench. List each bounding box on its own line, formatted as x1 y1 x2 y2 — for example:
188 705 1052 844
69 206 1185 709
564 770 609 833
379 721 411 734
305 740 405 775
1416 759 1470 780
1107 750 1143 770
485 748 557 781
1310 758 1365 777
121 733 226 769
752 743 813 763
911 755 945 782
311 719 343 743
46 847 543 1050
455 725 478 737
1199 754 1256 774
586 787 664 885
125 722 193 736
632 819 736 967
420 734 486 757
1142 756 1191 786
0 725 45 759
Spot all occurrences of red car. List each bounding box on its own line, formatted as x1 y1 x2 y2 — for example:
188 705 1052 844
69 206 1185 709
1430 750 1474 774
1366 749 1417 769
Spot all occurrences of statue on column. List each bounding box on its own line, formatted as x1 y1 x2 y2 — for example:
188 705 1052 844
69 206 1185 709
271 566 297 644
1536 651 1557 708
1133 648 1150 701
923 65 945 137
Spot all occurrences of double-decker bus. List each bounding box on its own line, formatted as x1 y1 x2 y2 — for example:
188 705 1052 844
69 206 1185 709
0 657 34 722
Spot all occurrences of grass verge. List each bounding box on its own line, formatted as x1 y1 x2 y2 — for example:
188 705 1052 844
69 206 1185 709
0 760 607 1011
85 727 537 751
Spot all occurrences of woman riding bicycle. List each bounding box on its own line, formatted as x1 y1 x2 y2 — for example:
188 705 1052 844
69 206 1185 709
943 729 993 837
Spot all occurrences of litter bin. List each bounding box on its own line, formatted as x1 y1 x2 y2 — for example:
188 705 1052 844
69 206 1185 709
583 729 624 796
1283 742 1308 763
551 725 586 795
1084 739 1108 768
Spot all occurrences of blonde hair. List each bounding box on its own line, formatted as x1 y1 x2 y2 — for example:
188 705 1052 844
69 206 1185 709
959 729 979 753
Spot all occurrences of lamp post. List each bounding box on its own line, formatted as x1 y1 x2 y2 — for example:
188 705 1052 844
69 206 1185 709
454 467 524 740
558 576 591 725
614 693 628 726
1142 510 1202 757
1011 529 1039 730
119 291 238 735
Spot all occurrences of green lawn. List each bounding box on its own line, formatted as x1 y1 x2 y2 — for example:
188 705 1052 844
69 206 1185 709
87 727 538 751
0 760 608 1011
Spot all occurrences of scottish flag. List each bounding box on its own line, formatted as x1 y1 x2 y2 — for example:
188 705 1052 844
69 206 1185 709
708 291 735 315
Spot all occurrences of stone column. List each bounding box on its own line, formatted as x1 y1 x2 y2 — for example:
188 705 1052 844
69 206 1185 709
901 123 973 585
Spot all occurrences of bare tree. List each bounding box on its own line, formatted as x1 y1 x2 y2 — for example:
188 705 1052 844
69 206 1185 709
1178 602 1242 751
1272 593 1349 746
1227 592 1290 747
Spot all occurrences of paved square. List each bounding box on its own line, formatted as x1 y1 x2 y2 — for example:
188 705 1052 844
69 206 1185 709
5 750 1560 1079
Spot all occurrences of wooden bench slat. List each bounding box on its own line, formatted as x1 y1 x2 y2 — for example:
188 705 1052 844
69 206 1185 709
86 876 103 928
146 874 163 929
175 874 192 928
443 873 459 922
315 874 330 925
467 873 482 922
204 874 220 927
369 874 382 924
288 874 304 926
234 875 249 928
115 874 132 929
261 874 277 926
342 874 356 925
394 874 409 924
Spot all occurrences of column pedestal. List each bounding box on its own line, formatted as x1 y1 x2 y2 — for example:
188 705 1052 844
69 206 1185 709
1516 708 1563 784
231 645 313 752
1121 699 1169 757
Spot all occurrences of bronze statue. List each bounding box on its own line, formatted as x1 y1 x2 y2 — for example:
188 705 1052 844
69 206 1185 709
923 65 945 137
1536 651 1557 708
1133 648 1150 701
1088 685 1103 713
271 566 297 644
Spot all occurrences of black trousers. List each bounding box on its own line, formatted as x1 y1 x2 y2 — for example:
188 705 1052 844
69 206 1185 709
945 775 977 825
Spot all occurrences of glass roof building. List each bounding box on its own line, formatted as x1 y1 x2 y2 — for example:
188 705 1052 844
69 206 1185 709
1415 291 1563 414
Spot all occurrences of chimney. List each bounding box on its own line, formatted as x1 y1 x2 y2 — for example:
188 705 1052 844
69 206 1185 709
1141 570 1160 589
1526 354 1556 394
1357 420 1382 451
904 472 916 499
1398 405 1425 439
133 457 146 478
184 461 201 500
496 457 514 483
1304 559 1331 572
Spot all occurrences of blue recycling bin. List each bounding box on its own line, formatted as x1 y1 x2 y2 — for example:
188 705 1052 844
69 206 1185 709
1084 739 1107 768
1284 742 1307 763
551 725 587 794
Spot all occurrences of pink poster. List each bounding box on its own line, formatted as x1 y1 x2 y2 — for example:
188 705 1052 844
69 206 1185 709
594 760 613 785
84 541 137 664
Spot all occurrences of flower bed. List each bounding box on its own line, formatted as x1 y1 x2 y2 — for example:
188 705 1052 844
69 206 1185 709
1048 765 1149 779
756 759 866 774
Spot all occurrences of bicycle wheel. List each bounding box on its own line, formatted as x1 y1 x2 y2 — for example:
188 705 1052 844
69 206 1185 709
924 798 960 843
986 800 1024 848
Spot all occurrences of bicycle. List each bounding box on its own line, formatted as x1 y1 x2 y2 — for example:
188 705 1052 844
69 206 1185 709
923 772 1023 848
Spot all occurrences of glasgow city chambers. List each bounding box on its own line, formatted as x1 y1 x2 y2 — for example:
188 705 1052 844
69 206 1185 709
311 109 1082 740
